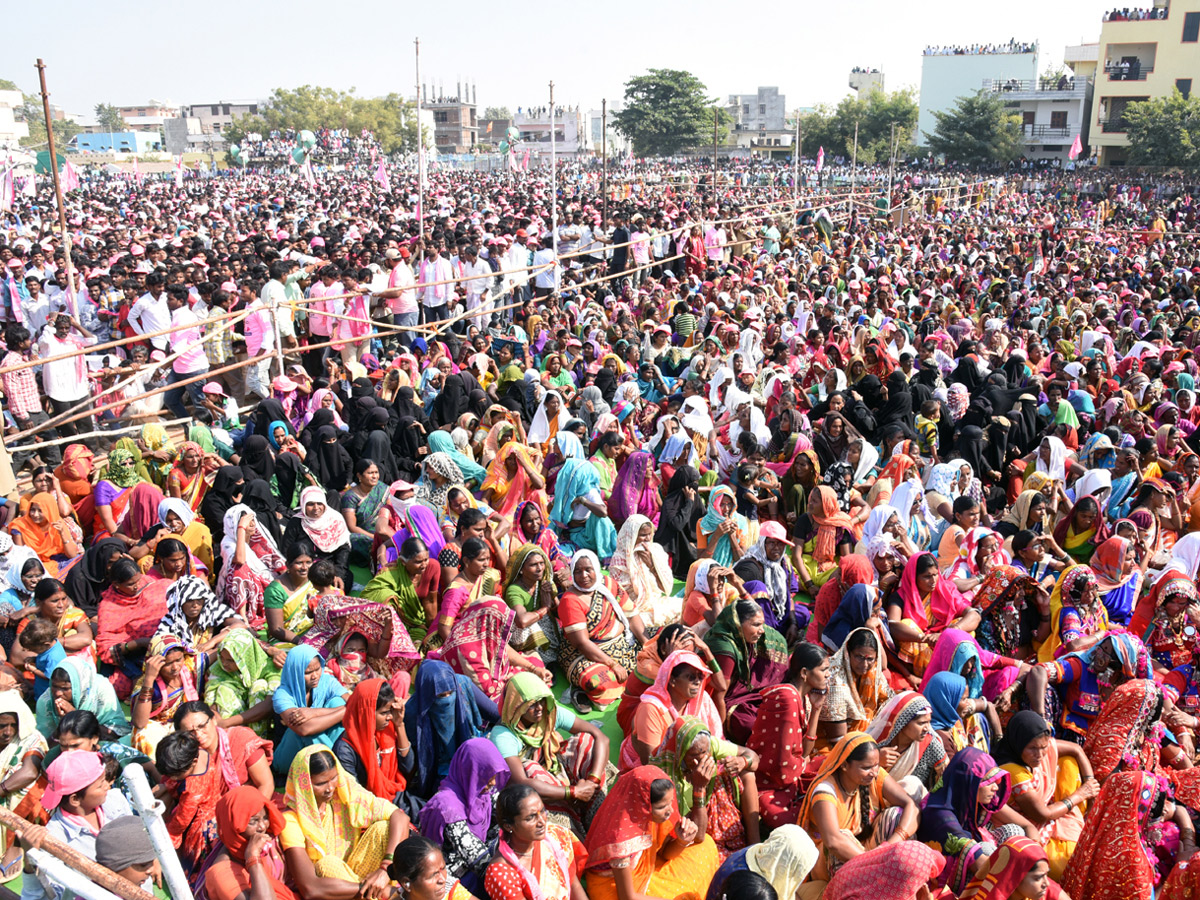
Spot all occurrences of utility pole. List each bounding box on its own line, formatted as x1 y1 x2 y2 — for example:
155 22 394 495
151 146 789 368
35 59 75 316
415 38 425 236
850 120 859 217
887 122 896 214
712 108 718 195
793 115 801 203
601 98 608 227
550 81 559 294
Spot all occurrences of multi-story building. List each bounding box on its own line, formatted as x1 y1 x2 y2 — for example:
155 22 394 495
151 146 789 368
182 100 265 134
586 106 629 157
425 83 478 154
726 87 793 156
0 90 29 147
849 68 885 95
512 106 586 159
1092 0 1200 164
117 100 178 133
980 43 1098 161
917 42 1039 145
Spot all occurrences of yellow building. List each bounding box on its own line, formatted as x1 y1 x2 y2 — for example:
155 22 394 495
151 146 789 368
1093 0 1200 164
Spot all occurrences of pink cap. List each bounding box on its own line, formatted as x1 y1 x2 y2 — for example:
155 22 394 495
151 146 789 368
43 750 105 809
759 520 794 547
202 382 226 396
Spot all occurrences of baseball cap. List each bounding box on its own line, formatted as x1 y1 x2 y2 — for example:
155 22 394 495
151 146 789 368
385 249 403 260
43 750 105 809
515 229 528 239
272 375 299 393
202 382 227 396
759 521 794 546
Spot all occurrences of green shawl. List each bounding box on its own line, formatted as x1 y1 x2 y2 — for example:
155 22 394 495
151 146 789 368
649 715 738 815
362 563 428 644
703 601 789 686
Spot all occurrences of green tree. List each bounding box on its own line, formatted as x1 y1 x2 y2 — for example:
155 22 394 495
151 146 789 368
94 103 125 133
225 85 423 155
926 91 1024 165
794 89 917 163
18 95 81 149
1125 90 1200 166
482 106 511 120
0 79 19 91
614 69 728 157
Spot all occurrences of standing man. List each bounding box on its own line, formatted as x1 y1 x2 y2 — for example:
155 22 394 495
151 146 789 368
531 236 557 299
305 265 341 374
128 271 170 351
39 313 96 441
418 243 453 329
382 248 417 349
607 213 630 279
162 285 210 421
262 260 298 358
460 245 492 331
504 230 532 306
243 281 276 401
1 324 60 468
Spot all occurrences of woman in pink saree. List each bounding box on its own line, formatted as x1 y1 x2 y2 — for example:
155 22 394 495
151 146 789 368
608 450 661 528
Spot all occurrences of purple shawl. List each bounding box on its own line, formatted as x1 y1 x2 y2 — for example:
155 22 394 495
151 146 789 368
388 504 446 566
608 450 659 526
418 737 511 844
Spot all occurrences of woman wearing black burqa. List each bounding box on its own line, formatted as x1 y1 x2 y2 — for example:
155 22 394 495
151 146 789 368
309 426 354 493
199 466 245 572
362 407 400 483
654 465 703 579
392 416 427 483
242 478 285 547
431 373 469 428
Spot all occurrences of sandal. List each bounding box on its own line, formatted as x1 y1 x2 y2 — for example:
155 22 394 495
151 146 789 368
572 689 594 715
0 849 23 884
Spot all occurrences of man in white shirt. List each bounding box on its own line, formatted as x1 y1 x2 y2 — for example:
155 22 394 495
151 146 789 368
162 285 210 421
262 260 297 351
461 245 493 330
128 271 171 350
531 236 557 299
504 231 532 304
39 313 96 439
418 243 454 328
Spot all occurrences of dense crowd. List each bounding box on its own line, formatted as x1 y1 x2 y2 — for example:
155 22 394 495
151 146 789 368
922 41 1037 56
0 153 1197 900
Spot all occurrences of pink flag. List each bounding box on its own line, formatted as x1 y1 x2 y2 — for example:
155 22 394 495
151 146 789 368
521 149 530 171
1069 134 1083 161
816 146 824 172
0 166 12 213
174 155 184 188
374 159 391 192
132 156 141 180
60 161 80 193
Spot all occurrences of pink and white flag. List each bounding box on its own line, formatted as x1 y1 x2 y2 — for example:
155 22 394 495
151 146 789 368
1068 134 1083 161
174 155 184 188
0 167 13 213
374 159 391 192
816 146 825 172
60 160 80 193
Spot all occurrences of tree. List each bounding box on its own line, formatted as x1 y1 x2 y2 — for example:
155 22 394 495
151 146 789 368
18 94 81 149
94 103 125 133
794 89 917 163
0 79 18 91
1125 90 1200 166
223 85 423 155
613 69 728 157
926 91 1024 165
482 106 511 120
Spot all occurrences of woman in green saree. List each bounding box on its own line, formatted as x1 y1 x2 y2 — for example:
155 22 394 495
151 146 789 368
360 535 442 648
204 628 282 737
705 599 790 744
590 432 622 505
263 542 317 645
502 543 557 654
341 459 390 565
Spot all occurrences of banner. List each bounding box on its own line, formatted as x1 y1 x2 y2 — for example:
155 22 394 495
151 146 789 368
1068 134 1083 161
174 155 184 188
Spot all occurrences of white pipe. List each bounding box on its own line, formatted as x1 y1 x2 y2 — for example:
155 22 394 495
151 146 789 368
27 848 127 900
121 763 193 900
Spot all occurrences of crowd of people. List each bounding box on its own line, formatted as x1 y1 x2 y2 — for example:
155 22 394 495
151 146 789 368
1102 6 1168 21
0 151 1197 900
922 41 1037 56
236 128 385 164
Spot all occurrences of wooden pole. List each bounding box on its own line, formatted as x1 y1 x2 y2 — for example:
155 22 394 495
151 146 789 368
601 98 608 228
415 38 425 235
0 807 156 900
712 108 718 195
850 120 859 218
550 80 558 294
793 115 801 203
35 59 76 317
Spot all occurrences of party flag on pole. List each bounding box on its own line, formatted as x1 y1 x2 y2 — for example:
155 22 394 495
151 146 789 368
60 161 80 193
374 158 391 192
816 147 824 172
174 155 184 188
1069 134 1083 160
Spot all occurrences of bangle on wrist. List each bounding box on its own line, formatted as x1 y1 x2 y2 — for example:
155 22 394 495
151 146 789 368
1062 796 1074 812
707 658 720 674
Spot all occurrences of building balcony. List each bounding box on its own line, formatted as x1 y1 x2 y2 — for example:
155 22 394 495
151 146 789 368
1106 65 1154 80
984 78 1089 97
1099 118 1130 132
1021 124 1078 140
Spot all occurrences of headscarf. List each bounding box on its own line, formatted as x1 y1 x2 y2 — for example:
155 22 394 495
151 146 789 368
200 466 244 543
497 672 564 774
155 575 236 650
427 430 487 485
215 785 292 900
822 584 880 652
340 678 405 799
275 645 346 750
62 537 125 617
704 600 788 687
896 551 969 632
35 656 130 737
1082 678 1165 781
1061 771 1159 900
10 492 69 562
419 737 510 843
824 842 945 900
528 390 567 444
649 715 734 816
796 731 876 832
297 485 349 552
925 671 969 730
407 660 484 795
959 837 1050 900
808 484 856 570
743 825 818 900
102 447 143 489
585 765 679 869
283 745 387 857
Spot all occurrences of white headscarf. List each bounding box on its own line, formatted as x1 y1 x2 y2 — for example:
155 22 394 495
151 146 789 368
528 390 568 444
570 549 635 646
1036 436 1068 483
851 438 880 486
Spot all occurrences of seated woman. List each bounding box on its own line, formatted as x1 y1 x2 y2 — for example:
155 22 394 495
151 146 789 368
341 459 388 567
418 738 510 888
271 645 351 776
958 836 1062 900
156 730 234 881
507 500 570 579
207 786 296 900
205 629 283 737
218 504 286 628
885 551 979 678
920 629 1015 750
550 457 619 562
820 841 945 900
130 635 200 757
492 672 610 834
361 538 441 650
438 509 509 604
332 678 414 808
820 627 895 747
915 747 1036 895
682 560 744 633
946 527 1008 602
1052 495 1107 566
1041 631 1151 741
706 599 789 744
650 715 761 860
174 699 274 798
796 732 919 887
263 542 317 645
864 691 946 801
389 835 474 900
0 690 47 880
486 783 588 900
926 671 986 755
995 710 1094 881
501 544 559 656
705 824 817 900
655 466 703 581
793 486 856 594
280 747 410 900
622 647 724 771
155 575 244 657
35 657 130 741
13 576 92 669
9 491 81 577
96 556 172 698
583 765 720 900
1089 535 1147 627
558 549 646 713
406 660 486 801
283 487 352 592
747 643 829 828
610 515 681 629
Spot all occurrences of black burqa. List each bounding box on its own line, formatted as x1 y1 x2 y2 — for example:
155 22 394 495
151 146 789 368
311 427 354 492
200 466 244 547
431 374 469 429
654 465 702 579
243 478 285 547
248 399 290 441
392 387 429 430
63 537 127 619
392 416 426 482
362 407 400 483
300 409 337 455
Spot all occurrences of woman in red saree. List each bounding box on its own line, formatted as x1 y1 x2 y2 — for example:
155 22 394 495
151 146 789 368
807 554 874 643
96 556 172 699
958 836 1061 900
1061 771 1166 900
206 786 296 900
54 444 95 515
1082 678 1171 782
166 442 210 513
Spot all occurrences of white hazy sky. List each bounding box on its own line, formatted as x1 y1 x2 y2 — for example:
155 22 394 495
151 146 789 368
6 0 1108 117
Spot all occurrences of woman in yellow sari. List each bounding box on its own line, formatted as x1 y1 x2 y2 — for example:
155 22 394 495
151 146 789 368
280 746 411 897
158 499 215 578
796 732 919 895
482 442 548 522
140 423 177 488
584 765 718 900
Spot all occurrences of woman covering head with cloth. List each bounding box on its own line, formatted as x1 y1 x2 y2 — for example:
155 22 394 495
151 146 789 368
609 514 681 628
491 671 611 833
272 644 351 775
958 835 1061 900
796 731 920 888
794 485 856 592
207 785 296 900
583 765 720 900
484 783 587 900
706 598 789 743
550 456 618 561
819 626 895 745
331 677 413 807
887 551 977 677
500 542 558 655
865 690 947 799
204 627 282 737
705 824 817 900
279 746 411 900
35 655 130 740
697 486 753 568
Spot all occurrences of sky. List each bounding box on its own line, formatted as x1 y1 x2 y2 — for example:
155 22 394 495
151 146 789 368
5 0 1110 118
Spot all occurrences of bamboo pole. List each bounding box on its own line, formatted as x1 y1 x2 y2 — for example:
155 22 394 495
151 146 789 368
35 60 76 319
0 806 156 900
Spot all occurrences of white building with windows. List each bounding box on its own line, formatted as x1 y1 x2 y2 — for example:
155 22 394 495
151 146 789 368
586 106 629 157
182 100 266 134
917 44 1039 145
